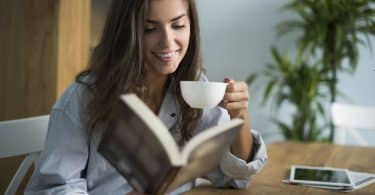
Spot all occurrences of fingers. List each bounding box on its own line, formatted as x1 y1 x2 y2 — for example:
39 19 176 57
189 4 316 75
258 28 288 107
223 78 249 102
226 81 248 93
224 92 249 102
221 101 248 110
220 78 250 119
225 78 248 92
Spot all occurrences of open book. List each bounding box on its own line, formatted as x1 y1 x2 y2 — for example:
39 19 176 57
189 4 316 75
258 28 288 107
98 94 243 194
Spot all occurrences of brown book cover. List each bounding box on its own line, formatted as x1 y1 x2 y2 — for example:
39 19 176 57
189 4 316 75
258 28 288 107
98 94 243 194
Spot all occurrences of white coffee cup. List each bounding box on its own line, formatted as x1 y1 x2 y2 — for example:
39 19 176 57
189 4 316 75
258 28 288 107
180 81 227 109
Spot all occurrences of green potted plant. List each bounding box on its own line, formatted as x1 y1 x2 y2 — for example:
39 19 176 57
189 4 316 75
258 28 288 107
248 47 327 141
277 0 375 141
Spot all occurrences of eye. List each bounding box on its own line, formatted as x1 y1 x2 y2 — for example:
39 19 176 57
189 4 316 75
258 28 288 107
172 24 186 29
144 24 157 33
144 27 157 33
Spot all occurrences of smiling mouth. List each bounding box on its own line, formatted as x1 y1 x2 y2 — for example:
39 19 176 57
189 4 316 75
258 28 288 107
153 50 180 62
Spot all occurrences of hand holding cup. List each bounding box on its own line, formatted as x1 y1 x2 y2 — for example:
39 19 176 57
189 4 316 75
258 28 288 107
219 78 249 119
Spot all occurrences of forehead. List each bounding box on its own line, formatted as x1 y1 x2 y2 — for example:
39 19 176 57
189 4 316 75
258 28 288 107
147 0 189 20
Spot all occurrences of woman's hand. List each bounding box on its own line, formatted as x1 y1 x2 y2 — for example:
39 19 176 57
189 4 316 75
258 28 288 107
220 78 249 119
220 77 253 161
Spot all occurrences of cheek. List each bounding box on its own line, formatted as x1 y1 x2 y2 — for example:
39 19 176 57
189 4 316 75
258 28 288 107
143 36 156 52
180 30 191 51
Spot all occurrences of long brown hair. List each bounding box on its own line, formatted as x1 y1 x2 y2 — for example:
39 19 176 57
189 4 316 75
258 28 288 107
77 0 203 143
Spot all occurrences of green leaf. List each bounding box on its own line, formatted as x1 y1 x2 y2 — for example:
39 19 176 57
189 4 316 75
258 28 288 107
262 79 277 104
316 101 325 117
276 21 305 37
271 46 284 67
246 74 258 86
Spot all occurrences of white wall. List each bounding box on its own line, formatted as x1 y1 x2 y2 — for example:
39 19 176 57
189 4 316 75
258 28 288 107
196 0 375 144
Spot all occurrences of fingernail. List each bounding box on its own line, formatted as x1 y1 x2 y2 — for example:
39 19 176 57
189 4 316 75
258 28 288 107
224 77 230 82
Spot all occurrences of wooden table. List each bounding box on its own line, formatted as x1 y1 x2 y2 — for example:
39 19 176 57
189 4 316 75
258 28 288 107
185 141 375 195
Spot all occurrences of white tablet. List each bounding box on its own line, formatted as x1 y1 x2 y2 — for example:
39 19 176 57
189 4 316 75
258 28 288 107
290 165 353 188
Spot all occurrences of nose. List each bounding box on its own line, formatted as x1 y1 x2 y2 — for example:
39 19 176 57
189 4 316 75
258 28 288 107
160 27 174 48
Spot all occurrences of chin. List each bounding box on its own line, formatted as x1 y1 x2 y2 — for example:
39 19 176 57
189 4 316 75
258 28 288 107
156 62 180 75
158 67 178 75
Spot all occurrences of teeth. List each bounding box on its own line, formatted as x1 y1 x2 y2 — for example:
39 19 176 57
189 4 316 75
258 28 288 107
156 51 178 58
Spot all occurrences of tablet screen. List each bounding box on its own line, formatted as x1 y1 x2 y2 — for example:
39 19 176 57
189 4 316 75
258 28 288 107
294 168 351 184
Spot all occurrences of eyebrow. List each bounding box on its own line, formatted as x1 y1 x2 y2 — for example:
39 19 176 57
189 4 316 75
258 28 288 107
146 14 187 24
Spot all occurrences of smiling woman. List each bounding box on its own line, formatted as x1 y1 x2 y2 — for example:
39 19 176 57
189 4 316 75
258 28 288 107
143 0 191 77
78 0 203 142
24 0 267 194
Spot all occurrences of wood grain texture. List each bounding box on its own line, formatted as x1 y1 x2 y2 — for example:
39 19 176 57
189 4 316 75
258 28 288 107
0 0 58 121
57 0 90 97
0 0 90 120
185 142 375 195
0 0 90 193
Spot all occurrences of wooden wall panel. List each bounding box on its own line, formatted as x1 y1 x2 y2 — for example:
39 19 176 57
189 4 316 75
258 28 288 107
0 0 58 121
57 0 90 96
0 0 90 193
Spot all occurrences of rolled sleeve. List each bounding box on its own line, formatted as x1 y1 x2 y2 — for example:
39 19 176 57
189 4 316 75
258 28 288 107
196 101 268 189
206 129 267 189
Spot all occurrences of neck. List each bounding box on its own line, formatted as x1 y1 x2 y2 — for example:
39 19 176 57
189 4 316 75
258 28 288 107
142 74 170 114
144 74 168 99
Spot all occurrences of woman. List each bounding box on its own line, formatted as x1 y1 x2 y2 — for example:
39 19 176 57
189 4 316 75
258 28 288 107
25 0 267 194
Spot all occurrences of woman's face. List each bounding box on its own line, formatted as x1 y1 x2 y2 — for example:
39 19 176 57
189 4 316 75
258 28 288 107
143 0 191 77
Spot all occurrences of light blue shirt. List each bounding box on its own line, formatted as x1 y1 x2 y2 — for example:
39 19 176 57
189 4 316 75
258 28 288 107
25 79 267 195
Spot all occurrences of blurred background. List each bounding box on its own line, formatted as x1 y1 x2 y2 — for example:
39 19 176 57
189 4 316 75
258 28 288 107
196 0 375 144
0 0 374 194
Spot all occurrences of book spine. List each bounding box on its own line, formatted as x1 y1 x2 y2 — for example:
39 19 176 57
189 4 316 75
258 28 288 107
155 167 181 195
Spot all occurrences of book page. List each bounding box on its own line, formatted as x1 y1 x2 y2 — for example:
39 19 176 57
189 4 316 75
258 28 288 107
121 94 188 165
98 96 178 194
165 119 243 192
